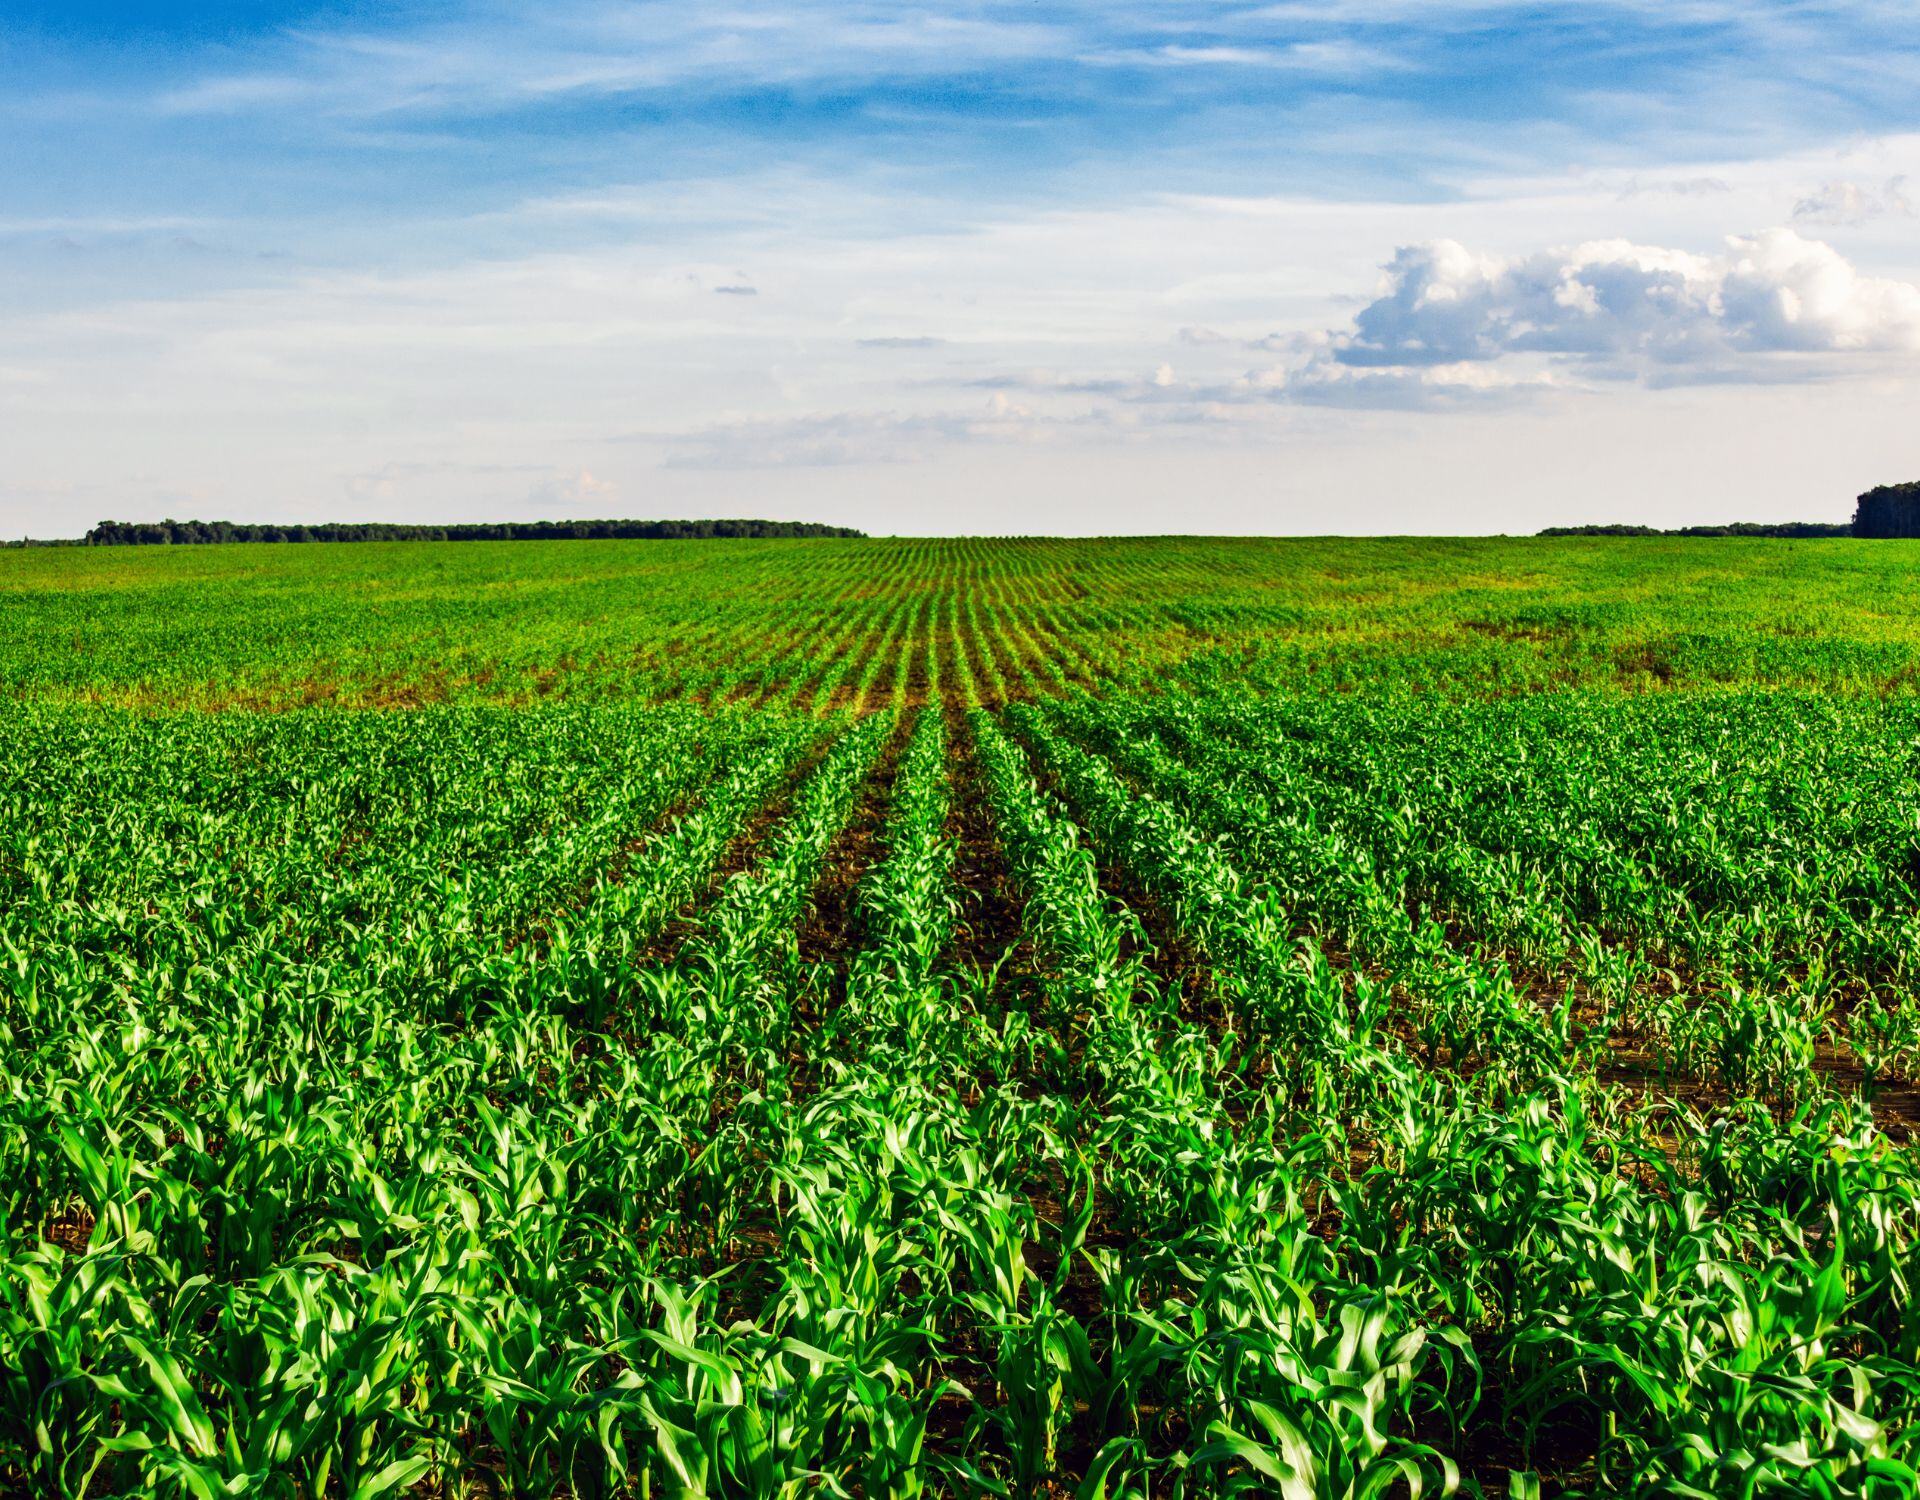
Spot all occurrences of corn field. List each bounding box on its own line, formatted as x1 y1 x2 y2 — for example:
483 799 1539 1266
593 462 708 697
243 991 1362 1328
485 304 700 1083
7 539 1920 1496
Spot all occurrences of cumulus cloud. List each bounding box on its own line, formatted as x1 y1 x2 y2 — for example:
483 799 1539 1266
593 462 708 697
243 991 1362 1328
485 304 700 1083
1049 227 1920 414
1324 229 1920 390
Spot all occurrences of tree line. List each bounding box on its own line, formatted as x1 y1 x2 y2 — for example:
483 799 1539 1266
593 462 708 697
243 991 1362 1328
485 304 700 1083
1538 521 1852 538
1851 483 1920 539
1541 481 1920 539
57 518 867 546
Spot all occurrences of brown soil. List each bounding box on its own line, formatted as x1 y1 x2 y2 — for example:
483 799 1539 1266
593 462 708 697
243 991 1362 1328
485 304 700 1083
959 623 1009 709
794 715 912 985
1408 1330 1602 1498
507 742 713 952
1004 719 1206 1012
43 1212 94 1255
638 729 836 964
893 620 934 712
945 713 1029 983
1812 1044 1920 1139
980 624 1034 702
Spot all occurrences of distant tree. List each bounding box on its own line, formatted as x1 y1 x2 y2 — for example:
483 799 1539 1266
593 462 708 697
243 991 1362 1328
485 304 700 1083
1853 483 1920 538
1538 522 1848 538
1676 522 1851 538
80 518 867 545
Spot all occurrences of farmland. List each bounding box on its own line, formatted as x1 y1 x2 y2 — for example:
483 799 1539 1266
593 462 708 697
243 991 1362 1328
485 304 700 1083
8 535 1920 707
7 536 1920 1497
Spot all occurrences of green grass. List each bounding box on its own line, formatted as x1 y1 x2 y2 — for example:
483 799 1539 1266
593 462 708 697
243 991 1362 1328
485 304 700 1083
8 537 1920 1496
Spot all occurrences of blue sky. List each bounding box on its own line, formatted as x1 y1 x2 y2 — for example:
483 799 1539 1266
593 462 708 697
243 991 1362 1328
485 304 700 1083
4 2 1920 534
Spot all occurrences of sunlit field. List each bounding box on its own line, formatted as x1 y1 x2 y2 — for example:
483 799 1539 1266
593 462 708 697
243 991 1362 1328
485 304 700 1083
8 535 1920 706
8 536 1920 1496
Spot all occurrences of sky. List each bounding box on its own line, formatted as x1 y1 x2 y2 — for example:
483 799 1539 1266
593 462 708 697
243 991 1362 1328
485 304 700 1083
4 2 1920 536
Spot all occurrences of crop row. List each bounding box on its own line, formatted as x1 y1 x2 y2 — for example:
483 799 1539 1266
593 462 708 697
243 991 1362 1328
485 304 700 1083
7 691 1920 1495
22 537 1920 709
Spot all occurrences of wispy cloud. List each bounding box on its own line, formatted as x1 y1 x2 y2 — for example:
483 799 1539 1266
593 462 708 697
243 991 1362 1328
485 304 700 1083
149 3 1070 119
1793 177 1913 226
1079 38 1408 73
1277 357 1547 410
647 383 1210 467
527 466 619 507
1615 175 1732 200
657 406 1023 469
0 214 210 237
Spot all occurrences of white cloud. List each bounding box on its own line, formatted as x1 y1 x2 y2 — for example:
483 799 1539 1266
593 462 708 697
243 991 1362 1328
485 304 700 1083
1793 177 1913 226
650 389 1198 470
11 132 1920 530
1079 39 1406 73
1615 176 1732 200
152 3 1068 119
658 405 1044 469
1326 229 1920 389
528 467 619 507
0 214 211 237
343 458 554 506
1276 352 1548 409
